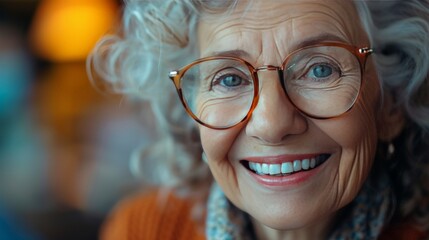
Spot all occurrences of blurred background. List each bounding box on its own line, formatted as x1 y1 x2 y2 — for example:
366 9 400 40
0 0 152 239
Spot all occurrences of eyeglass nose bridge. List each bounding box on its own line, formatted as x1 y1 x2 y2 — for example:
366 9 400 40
254 65 287 93
256 65 281 71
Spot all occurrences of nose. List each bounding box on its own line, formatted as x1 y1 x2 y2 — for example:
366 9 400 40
245 70 308 144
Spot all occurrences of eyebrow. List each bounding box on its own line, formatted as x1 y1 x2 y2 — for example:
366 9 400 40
209 49 251 59
206 33 348 59
292 33 348 50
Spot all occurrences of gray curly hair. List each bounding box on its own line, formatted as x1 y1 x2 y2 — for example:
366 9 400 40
88 0 429 229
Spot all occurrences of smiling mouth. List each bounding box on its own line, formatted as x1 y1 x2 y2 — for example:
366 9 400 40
241 154 331 176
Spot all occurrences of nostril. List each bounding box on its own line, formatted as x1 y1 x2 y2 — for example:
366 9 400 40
245 92 308 144
245 114 308 145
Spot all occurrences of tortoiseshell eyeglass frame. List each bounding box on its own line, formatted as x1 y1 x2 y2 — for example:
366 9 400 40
169 42 373 130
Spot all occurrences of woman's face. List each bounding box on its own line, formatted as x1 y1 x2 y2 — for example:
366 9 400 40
198 0 380 231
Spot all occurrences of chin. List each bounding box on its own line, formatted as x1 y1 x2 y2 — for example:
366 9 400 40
251 207 330 231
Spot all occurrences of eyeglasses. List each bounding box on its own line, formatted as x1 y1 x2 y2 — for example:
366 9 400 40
169 42 373 130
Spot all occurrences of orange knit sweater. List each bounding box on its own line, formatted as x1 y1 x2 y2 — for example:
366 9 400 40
100 191 426 240
100 191 205 240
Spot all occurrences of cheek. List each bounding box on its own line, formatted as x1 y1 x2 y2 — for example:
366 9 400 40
199 125 243 174
323 64 380 158
316 76 380 203
199 126 245 202
200 127 241 160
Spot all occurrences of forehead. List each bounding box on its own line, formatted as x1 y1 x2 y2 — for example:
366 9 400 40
197 0 366 59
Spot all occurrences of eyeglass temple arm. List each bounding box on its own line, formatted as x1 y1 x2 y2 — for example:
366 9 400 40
169 70 180 87
359 47 373 54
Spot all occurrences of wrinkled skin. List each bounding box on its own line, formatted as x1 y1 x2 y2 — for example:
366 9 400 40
198 1 382 239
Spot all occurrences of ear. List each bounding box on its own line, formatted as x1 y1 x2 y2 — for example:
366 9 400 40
377 91 405 141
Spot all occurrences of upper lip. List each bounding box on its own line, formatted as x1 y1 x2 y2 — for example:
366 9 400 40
243 153 327 164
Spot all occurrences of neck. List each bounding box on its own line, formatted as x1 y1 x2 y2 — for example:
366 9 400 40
250 214 336 240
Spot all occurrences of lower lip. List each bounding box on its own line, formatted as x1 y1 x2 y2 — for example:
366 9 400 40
247 163 325 189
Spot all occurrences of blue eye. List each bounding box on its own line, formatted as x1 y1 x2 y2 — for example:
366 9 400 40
210 67 252 92
220 75 243 87
311 64 333 78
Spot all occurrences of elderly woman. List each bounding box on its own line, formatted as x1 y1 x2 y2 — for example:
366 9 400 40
88 0 429 239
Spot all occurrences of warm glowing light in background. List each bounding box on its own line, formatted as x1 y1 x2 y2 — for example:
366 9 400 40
30 0 118 62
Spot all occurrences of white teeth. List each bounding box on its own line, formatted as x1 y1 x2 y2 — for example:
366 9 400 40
262 163 269 174
269 164 281 175
301 159 310 170
256 163 262 173
281 162 293 174
248 155 325 176
293 160 302 171
249 162 255 170
310 158 316 168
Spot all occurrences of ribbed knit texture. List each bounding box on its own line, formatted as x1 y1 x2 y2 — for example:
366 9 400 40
100 190 205 240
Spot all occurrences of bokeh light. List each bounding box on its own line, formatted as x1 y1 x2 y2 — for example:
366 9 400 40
30 0 118 62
